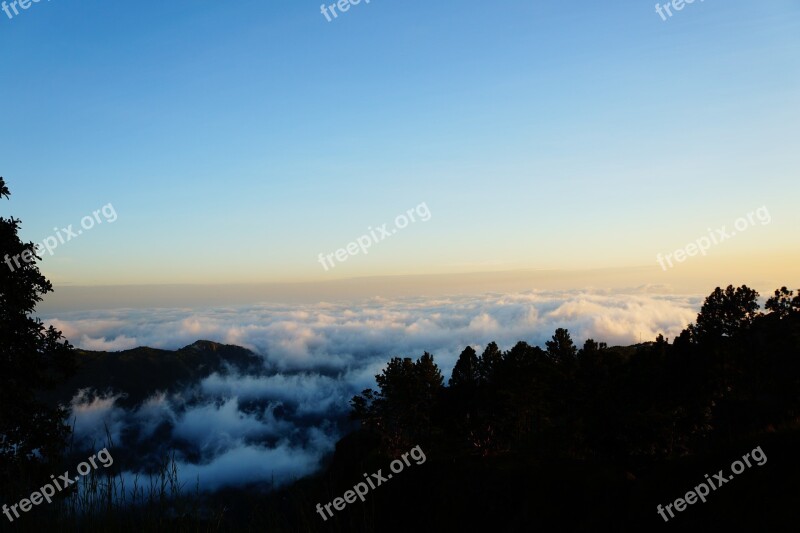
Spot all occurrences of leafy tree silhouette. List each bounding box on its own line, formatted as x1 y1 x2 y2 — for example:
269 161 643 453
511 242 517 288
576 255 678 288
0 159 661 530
351 352 443 453
449 346 479 388
0 177 75 489
579 338 607 358
766 286 800 318
477 341 502 385
546 327 578 364
691 285 760 341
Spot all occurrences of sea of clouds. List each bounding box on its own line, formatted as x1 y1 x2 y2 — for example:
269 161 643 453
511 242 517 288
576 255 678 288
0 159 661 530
43 289 702 493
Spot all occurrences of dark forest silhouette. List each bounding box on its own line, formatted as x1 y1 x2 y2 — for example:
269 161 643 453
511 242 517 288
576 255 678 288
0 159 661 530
323 286 800 532
258 285 799 532
351 285 800 462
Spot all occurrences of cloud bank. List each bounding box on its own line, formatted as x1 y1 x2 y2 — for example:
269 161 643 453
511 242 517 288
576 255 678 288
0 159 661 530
49 289 702 492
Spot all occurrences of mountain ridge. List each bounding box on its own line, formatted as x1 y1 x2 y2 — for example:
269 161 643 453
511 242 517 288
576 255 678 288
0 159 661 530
49 340 263 408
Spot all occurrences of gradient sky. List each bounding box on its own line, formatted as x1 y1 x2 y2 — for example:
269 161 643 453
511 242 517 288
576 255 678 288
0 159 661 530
1 0 798 289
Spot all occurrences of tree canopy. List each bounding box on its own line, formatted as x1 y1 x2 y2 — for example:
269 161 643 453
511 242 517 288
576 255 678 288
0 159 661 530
352 284 800 461
0 177 75 485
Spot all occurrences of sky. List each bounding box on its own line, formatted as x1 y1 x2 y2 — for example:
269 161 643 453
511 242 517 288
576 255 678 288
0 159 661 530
3 0 798 492
1 0 798 295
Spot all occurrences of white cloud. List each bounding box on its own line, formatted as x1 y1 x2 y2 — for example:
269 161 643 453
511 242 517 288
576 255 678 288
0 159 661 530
171 437 333 491
69 389 127 445
55 289 703 491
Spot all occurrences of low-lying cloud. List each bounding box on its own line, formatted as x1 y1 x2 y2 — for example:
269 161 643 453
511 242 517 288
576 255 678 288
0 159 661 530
49 289 702 492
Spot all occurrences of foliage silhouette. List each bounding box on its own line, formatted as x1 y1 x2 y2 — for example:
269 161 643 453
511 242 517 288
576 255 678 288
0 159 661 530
351 284 800 462
0 177 76 492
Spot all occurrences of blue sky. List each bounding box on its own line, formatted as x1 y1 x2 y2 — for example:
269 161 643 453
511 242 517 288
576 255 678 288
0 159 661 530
1 0 798 287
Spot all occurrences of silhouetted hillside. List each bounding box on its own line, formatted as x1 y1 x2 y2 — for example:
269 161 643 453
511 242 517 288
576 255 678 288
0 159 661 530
48 340 262 407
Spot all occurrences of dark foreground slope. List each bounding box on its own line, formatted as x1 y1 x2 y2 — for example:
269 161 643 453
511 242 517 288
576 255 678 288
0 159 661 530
235 427 800 532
